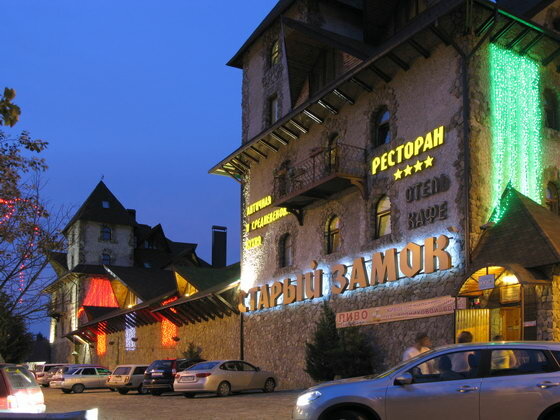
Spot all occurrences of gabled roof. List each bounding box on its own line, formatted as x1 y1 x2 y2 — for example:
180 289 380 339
82 306 120 322
173 263 240 292
472 186 560 268
62 181 135 233
48 251 68 271
104 266 177 302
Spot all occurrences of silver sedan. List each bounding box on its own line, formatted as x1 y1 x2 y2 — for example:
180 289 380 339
294 341 560 420
173 360 277 398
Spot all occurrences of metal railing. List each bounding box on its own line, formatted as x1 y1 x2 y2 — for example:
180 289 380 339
274 142 366 201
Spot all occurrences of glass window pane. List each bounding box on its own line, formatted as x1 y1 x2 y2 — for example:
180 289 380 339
410 351 482 383
378 214 391 237
490 349 554 376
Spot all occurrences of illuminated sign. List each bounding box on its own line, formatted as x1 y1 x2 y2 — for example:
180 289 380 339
371 126 445 180
245 236 263 250
239 235 453 312
246 196 272 216
245 207 289 233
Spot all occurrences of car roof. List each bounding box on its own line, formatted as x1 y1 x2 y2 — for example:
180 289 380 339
434 341 560 351
113 364 148 368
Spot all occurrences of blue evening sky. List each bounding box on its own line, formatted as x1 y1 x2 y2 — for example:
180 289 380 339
2 1 277 334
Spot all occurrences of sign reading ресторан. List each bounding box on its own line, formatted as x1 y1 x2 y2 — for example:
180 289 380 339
335 296 467 328
371 126 445 180
239 235 454 313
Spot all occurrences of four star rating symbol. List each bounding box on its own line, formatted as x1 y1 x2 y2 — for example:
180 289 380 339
393 156 435 180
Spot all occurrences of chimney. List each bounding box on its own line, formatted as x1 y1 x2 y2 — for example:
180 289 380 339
212 225 227 268
127 209 137 222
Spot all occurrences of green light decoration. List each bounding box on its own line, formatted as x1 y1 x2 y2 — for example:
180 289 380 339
488 44 543 223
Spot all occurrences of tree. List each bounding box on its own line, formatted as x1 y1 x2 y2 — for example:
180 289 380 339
0 88 65 320
305 303 340 381
305 303 374 381
182 342 202 360
0 291 33 363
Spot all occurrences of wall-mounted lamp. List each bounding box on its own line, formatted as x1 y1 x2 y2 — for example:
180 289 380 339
172 336 181 342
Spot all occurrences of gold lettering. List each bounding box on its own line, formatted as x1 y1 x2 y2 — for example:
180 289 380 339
283 278 297 304
371 157 381 174
387 150 396 166
380 153 388 171
248 287 259 311
296 274 305 302
423 132 433 151
399 242 423 278
348 257 369 290
371 248 398 284
331 264 349 294
270 281 283 307
424 235 453 273
433 126 445 146
404 142 414 159
305 270 323 299
414 136 424 156
238 290 248 313
257 284 270 309
396 145 405 163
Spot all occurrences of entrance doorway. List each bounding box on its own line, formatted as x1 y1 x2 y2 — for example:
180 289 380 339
455 266 522 342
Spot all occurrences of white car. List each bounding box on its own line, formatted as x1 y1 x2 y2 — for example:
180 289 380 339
50 366 111 394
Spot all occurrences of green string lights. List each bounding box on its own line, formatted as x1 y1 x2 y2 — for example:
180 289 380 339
489 44 543 223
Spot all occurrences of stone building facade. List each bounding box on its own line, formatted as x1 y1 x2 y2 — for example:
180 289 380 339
211 0 560 389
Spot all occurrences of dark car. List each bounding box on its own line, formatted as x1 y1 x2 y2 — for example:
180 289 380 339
143 359 204 396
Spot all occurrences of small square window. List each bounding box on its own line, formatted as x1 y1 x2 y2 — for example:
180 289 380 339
269 95 279 125
144 262 152 268
102 201 110 208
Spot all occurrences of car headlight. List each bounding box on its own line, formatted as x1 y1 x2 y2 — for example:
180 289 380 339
296 390 322 406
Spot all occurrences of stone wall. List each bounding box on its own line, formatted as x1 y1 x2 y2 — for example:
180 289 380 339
93 314 241 371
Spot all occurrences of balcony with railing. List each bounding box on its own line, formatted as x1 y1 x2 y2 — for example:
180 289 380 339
273 142 366 210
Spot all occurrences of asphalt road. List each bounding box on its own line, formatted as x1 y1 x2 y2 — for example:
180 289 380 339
43 386 300 420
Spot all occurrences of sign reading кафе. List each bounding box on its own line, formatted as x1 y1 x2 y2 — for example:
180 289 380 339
239 234 454 312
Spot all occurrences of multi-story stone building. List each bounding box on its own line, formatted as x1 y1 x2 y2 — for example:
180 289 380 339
211 0 560 388
46 181 240 366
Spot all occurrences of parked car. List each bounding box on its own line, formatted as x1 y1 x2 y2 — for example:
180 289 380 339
143 358 204 396
293 341 560 420
50 366 111 394
34 364 70 387
0 364 45 413
106 365 148 394
174 360 277 398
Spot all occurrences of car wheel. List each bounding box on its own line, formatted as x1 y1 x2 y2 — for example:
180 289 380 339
71 384 85 394
183 393 196 398
138 385 147 394
109 388 116 392
41 384 49 388
327 408 370 420
263 378 275 393
217 381 231 397
118 389 129 395
151 390 163 396
61 389 72 394
544 410 560 420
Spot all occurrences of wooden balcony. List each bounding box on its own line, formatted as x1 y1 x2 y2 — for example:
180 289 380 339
273 142 366 212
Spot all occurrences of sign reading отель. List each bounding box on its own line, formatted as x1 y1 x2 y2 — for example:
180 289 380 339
239 235 454 313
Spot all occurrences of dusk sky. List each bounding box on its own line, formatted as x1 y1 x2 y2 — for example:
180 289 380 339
3 1 277 334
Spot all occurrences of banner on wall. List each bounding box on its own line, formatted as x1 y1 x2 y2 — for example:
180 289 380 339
336 296 467 328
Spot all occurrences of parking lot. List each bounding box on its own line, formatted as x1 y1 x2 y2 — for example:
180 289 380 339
43 387 300 420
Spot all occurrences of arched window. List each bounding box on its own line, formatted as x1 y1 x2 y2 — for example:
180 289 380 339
373 107 392 147
270 40 280 66
101 253 111 265
279 233 293 268
544 89 559 130
375 196 392 238
101 226 112 241
326 216 341 254
546 182 559 214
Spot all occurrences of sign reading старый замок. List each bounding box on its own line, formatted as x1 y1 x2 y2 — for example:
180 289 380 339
239 235 453 312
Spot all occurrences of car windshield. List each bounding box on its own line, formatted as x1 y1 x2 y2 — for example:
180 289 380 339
44 365 59 372
113 367 130 375
148 360 173 370
187 362 219 371
66 368 80 375
3 367 37 389
370 349 438 380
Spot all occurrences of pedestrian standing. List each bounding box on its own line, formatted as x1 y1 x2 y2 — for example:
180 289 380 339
403 332 432 373
451 330 473 372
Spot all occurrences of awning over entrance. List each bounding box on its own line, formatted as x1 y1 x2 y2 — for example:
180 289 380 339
151 281 240 327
